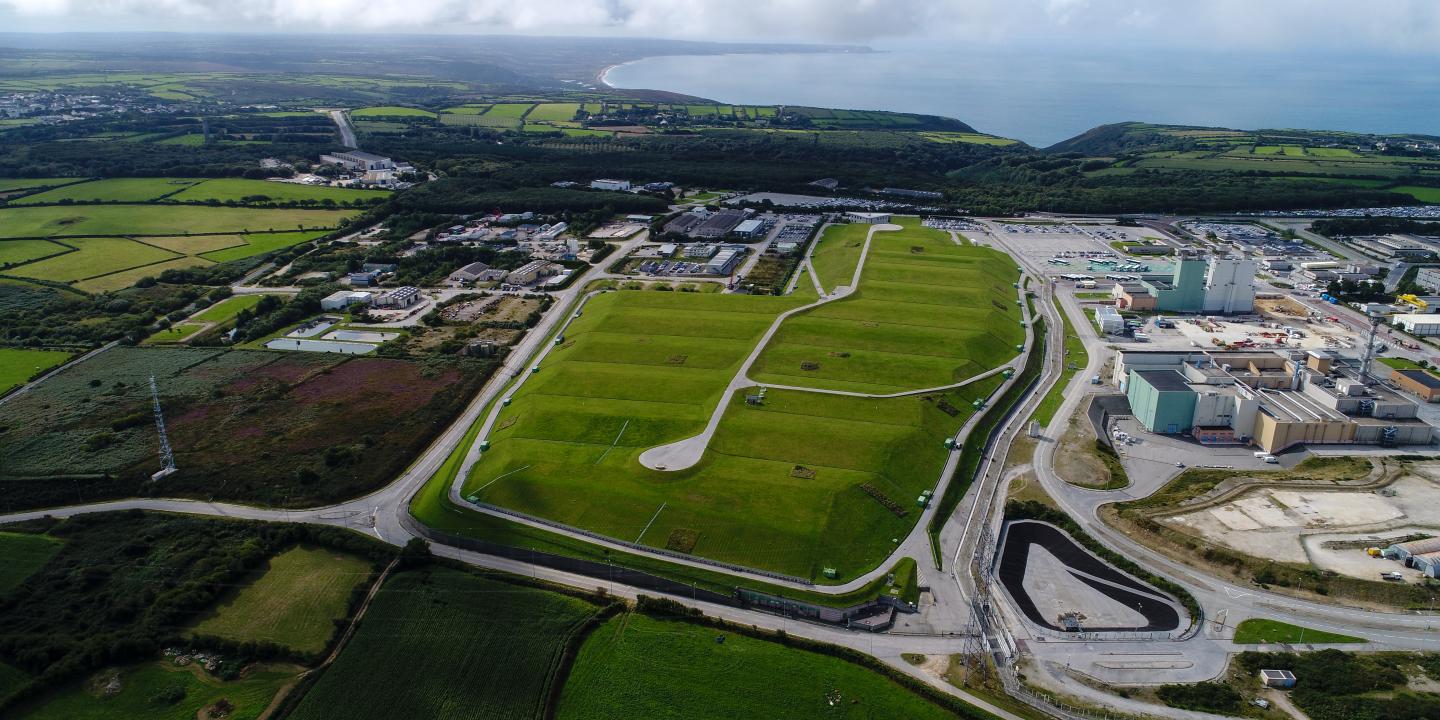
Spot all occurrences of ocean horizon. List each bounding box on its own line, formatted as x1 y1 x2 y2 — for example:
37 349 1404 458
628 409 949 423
604 44 1440 147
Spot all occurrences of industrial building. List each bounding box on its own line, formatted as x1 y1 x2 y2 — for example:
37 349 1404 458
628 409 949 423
505 260 560 286
1111 257 1256 314
374 286 421 308
319 150 395 171
693 209 749 239
1385 537 1440 576
1392 369 1440 402
846 212 891 224
1095 306 1125 334
706 248 743 275
1416 267 1440 293
683 244 719 259
732 218 766 238
1392 314 1440 336
1119 349 1436 453
590 178 631 191
320 290 374 311
448 261 506 285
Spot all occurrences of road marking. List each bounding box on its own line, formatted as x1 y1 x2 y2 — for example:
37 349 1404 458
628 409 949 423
635 502 667 544
1223 587 1254 600
371 506 384 541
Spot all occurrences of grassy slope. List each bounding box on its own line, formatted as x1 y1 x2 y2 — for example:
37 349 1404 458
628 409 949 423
288 567 597 720
188 546 372 654
462 286 1005 580
557 613 959 720
752 219 1023 394
0 348 72 394
16 662 298 720
191 294 266 324
808 223 869 293
0 205 355 238
1232 619 1364 645
0 531 63 593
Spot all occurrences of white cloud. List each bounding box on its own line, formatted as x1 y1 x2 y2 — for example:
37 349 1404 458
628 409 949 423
0 0 1437 52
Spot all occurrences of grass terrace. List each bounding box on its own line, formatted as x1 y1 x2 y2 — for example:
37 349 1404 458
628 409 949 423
751 219 1023 394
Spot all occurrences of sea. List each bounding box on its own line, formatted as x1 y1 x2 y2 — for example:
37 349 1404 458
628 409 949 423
603 44 1440 147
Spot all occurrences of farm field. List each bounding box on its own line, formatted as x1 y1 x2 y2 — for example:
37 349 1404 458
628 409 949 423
192 294 266 324
0 239 67 266
7 236 176 283
750 220 1023 394
141 233 247 254
0 347 72 394
1394 185 1440 203
486 102 536 119
919 131 1018 146
199 230 331 263
169 178 389 204
142 322 207 345
0 204 356 238
527 102 580 122
288 567 599 720
557 613 957 720
350 105 436 118
9 178 203 204
0 347 494 510
0 531 63 593
73 257 212 293
189 546 372 654
15 661 300 720
0 178 79 193
463 282 1007 580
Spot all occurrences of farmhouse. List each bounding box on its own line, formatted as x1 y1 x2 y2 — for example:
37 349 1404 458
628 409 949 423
320 291 374 311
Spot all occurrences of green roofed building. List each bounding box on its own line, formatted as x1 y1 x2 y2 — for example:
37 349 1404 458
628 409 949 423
1145 259 1207 313
1128 369 1197 434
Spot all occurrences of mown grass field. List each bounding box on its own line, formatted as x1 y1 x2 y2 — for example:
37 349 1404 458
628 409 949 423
465 274 1007 579
0 178 78 193
350 105 436 118
10 178 203 204
1232 618 1363 645
0 348 72 394
808 222 868 293
751 220 1023 394
0 531 63 593
199 230 331 263
527 102 580 122
74 258 213 293
0 204 356 238
557 613 960 720
192 294 266 324
142 322 208 345
189 546 372 654
168 178 389 204
288 567 598 720
16 661 299 720
9 237 178 282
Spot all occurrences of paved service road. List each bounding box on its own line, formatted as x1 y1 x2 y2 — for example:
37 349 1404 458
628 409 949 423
329 109 358 149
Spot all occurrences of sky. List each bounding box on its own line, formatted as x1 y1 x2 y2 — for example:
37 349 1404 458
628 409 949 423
2 0 1439 54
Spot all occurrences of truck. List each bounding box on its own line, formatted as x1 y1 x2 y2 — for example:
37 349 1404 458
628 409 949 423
1262 455 1278 463
1382 571 1405 582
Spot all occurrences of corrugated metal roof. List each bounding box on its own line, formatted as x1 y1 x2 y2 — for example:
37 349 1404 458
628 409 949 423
1392 537 1440 556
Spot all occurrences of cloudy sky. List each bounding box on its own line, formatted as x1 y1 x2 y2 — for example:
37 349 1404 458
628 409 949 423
2 0 1438 53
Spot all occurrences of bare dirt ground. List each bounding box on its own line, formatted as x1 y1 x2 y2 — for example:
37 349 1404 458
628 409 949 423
1053 410 1113 488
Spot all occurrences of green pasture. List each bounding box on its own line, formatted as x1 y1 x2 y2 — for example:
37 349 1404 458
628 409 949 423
141 234 247 254
199 230 331 263
487 102 536 119
464 281 1007 579
0 531 63 593
189 545 372 654
0 204 355 238
16 661 298 720
192 294 267 324
0 239 67 266
142 322 208 345
169 178 389 204
558 613 961 720
528 102 580 122
8 237 177 282
74 258 213 293
156 133 206 145
350 106 436 118
0 178 83 193
288 567 598 720
1395 185 1440 203
438 104 491 114
751 220 1023 394
918 131 1018 146
11 178 203 204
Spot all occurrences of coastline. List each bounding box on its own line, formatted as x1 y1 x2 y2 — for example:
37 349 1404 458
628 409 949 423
596 61 632 88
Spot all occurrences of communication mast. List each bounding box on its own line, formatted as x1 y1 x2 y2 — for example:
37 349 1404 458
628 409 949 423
149 375 178 481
